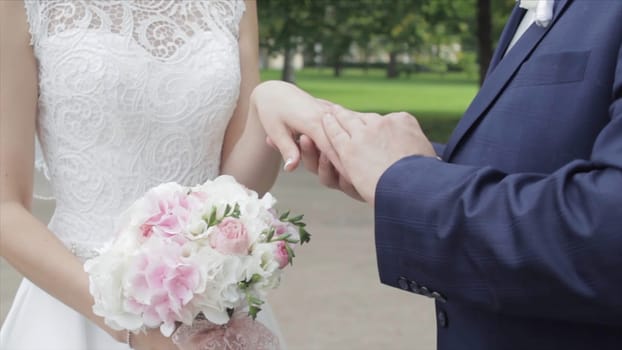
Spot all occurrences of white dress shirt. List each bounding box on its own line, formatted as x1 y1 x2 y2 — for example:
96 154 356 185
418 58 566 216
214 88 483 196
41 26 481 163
505 8 537 55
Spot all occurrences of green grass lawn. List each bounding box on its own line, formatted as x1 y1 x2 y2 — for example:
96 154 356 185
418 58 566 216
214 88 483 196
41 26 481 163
260 68 479 142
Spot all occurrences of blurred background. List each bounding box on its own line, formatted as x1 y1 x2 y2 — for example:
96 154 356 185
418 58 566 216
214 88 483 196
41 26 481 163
258 0 515 143
1 0 515 349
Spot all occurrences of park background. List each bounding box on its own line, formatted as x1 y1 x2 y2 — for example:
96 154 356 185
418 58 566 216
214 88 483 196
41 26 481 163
1 1 514 349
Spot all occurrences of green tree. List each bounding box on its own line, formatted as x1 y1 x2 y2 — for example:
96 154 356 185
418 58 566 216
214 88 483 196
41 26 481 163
309 1 375 77
257 0 316 82
371 0 428 78
257 0 515 82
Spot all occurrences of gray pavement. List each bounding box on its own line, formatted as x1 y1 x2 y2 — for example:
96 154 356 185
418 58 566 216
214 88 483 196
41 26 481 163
0 170 436 349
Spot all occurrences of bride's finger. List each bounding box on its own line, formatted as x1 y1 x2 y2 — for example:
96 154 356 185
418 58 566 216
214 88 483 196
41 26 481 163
264 123 300 172
265 136 277 150
315 98 339 109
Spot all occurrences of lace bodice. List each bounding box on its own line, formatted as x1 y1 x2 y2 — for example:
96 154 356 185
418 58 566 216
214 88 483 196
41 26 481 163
25 0 246 258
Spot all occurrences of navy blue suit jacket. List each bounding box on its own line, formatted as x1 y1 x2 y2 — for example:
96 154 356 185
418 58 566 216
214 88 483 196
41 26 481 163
375 1 622 349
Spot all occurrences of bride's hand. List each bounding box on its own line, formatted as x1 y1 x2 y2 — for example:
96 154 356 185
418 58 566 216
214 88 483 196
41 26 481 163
130 329 179 350
251 80 336 171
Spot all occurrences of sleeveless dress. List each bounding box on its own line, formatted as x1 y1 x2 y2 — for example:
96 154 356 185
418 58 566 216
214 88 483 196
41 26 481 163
0 1 286 349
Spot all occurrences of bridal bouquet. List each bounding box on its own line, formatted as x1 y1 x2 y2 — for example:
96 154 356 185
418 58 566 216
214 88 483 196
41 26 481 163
84 175 309 339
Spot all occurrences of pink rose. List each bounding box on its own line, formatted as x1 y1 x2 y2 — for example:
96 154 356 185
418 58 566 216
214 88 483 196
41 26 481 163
274 241 290 269
209 218 250 255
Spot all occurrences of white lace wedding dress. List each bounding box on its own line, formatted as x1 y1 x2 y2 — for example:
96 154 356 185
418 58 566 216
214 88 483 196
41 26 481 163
0 1 286 349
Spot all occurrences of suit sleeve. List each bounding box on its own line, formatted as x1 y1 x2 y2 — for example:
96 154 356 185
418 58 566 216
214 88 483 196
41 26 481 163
374 46 622 326
432 142 445 157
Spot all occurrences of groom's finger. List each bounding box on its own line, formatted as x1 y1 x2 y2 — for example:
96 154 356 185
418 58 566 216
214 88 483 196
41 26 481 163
330 106 366 133
318 153 339 188
299 135 320 174
322 113 351 174
358 113 377 125
318 153 363 201
322 113 349 151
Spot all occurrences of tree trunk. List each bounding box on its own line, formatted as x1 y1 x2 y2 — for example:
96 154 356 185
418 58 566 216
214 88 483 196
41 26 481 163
332 57 342 77
362 46 369 74
386 50 399 79
476 0 492 86
281 44 295 83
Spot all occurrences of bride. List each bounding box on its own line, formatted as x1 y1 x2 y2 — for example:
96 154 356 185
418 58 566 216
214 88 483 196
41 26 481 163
0 1 295 349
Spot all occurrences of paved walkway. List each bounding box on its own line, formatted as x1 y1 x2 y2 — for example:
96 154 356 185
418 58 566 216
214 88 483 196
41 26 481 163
0 170 436 349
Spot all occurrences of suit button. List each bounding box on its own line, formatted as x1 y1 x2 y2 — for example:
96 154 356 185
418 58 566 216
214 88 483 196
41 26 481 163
409 281 420 293
431 291 447 303
397 277 409 291
419 286 431 297
437 309 448 328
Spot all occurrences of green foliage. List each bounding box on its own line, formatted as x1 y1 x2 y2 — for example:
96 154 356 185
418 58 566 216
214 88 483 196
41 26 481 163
258 0 516 81
203 203 241 228
237 274 264 320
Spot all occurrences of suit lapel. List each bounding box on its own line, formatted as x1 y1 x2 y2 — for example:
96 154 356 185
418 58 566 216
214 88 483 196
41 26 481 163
486 5 526 77
443 0 572 161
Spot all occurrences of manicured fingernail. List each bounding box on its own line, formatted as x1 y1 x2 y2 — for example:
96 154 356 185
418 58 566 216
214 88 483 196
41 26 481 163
283 158 293 171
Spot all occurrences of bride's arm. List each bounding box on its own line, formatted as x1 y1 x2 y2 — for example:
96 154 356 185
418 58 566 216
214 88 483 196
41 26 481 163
219 0 282 194
0 3 175 349
0 1 125 342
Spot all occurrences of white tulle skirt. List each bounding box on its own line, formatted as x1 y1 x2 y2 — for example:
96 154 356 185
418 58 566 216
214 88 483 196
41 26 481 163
1 279 287 350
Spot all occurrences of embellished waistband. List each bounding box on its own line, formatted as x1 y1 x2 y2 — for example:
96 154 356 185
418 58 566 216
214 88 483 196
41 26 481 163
65 241 105 261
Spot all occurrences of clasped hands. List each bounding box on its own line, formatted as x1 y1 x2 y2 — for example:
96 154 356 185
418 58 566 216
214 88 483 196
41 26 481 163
252 81 438 205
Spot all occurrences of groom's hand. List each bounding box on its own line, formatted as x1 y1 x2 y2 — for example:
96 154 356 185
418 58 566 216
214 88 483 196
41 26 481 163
322 108 437 205
298 135 364 201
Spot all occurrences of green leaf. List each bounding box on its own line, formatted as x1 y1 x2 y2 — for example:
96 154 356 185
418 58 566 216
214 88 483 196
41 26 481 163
277 233 291 241
264 227 276 242
249 274 262 284
285 243 296 265
224 204 232 216
299 227 311 245
279 211 290 221
232 203 241 218
248 305 262 320
238 274 263 290
248 295 264 306
208 207 218 227
288 214 304 223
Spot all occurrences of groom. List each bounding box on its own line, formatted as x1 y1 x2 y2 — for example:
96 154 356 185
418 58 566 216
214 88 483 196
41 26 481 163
255 0 622 349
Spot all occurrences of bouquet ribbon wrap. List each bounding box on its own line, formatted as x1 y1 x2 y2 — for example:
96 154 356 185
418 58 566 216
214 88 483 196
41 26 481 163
172 311 280 350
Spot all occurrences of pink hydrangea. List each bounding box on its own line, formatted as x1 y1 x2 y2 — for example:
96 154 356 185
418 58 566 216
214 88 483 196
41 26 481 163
126 243 200 335
139 187 194 245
